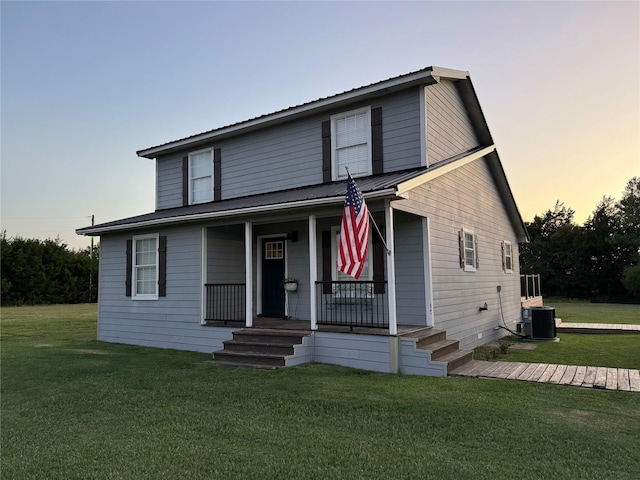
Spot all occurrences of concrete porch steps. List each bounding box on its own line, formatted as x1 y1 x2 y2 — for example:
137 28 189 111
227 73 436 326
211 328 310 368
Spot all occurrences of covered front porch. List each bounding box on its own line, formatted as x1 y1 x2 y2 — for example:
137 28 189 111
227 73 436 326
200 203 433 336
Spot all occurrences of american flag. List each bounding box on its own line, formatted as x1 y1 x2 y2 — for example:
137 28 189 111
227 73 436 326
337 173 370 279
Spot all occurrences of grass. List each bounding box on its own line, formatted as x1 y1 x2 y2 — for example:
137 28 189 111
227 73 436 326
545 298 640 325
475 300 640 368
2 304 640 479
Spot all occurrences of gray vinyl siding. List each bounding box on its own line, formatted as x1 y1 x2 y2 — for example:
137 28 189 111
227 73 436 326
398 339 447 377
97 226 234 353
154 90 423 209
156 154 183 210
425 79 479 165
313 332 394 373
393 156 522 350
207 224 245 283
380 89 422 172
394 211 427 326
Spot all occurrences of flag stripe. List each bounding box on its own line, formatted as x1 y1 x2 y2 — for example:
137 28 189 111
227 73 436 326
337 174 370 279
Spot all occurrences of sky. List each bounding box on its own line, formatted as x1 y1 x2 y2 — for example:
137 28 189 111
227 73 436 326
2 1 638 250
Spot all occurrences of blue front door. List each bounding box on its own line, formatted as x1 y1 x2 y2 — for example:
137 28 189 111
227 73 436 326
261 238 285 317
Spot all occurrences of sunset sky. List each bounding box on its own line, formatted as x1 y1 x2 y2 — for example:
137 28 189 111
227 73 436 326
2 1 638 250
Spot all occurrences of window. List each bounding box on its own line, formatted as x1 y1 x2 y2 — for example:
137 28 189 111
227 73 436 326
133 234 158 299
189 149 213 204
460 228 478 272
331 107 372 180
265 241 284 260
502 241 513 273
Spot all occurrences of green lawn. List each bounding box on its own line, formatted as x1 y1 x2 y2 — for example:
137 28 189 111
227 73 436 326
2 304 640 479
475 300 640 368
545 298 640 324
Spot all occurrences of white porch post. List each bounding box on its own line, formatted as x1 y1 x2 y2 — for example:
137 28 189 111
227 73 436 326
385 202 398 335
245 221 253 327
308 214 318 330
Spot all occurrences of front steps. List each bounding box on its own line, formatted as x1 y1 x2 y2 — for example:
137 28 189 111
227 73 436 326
407 328 474 374
212 329 310 369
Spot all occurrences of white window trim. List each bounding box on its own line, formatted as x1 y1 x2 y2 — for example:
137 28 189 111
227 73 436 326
462 228 476 273
503 240 513 273
331 106 372 181
188 148 214 205
132 233 159 300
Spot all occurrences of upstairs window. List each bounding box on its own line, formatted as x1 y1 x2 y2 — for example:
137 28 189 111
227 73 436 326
331 107 372 180
189 149 213 204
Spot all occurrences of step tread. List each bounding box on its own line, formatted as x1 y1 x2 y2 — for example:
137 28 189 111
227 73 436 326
436 348 474 363
236 328 310 337
419 339 459 351
214 350 288 359
206 360 279 370
224 339 298 348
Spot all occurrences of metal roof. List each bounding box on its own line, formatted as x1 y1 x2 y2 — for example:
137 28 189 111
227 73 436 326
76 167 428 236
136 66 470 159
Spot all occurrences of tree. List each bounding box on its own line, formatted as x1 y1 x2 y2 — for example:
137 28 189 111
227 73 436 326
519 178 640 301
0 232 99 305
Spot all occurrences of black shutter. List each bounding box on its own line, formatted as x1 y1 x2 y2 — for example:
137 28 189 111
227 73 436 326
214 148 221 201
158 235 167 297
125 239 133 297
459 230 465 269
371 107 383 174
372 227 386 294
321 230 332 294
182 156 189 206
321 120 331 183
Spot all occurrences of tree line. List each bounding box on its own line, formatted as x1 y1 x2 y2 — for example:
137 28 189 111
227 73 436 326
1 178 638 306
1 232 99 306
519 177 640 302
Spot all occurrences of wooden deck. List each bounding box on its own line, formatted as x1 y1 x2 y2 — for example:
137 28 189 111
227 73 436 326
451 360 640 392
556 319 640 334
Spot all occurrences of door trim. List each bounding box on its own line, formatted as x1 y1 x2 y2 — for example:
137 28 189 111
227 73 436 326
257 233 288 316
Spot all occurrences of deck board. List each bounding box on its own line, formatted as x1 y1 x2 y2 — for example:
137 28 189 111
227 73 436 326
617 369 631 392
559 365 577 385
549 365 568 384
629 370 640 392
450 361 639 393
593 367 608 389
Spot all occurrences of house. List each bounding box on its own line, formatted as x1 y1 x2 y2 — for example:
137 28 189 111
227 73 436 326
77 66 529 376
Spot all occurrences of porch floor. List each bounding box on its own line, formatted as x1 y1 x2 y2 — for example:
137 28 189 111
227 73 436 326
205 317 429 336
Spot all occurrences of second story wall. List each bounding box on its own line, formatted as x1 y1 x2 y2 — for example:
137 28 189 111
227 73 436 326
425 79 479 165
155 88 423 210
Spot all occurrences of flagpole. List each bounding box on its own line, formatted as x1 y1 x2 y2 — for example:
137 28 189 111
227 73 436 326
344 167 391 255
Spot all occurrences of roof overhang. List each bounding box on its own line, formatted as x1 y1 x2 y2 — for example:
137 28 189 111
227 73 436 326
76 188 399 236
136 66 470 159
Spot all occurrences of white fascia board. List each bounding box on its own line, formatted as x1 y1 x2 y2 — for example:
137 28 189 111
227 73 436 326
78 188 398 236
137 68 470 159
395 145 496 196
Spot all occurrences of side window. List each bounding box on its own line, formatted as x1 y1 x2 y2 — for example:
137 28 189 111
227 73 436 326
331 107 372 180
189 149 213 204
502 241 513 273
459 228 478 272
126 234 167 299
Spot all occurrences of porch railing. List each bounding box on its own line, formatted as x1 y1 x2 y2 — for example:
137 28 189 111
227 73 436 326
204 283 246 324
315 281 388 330
520 274 541 299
